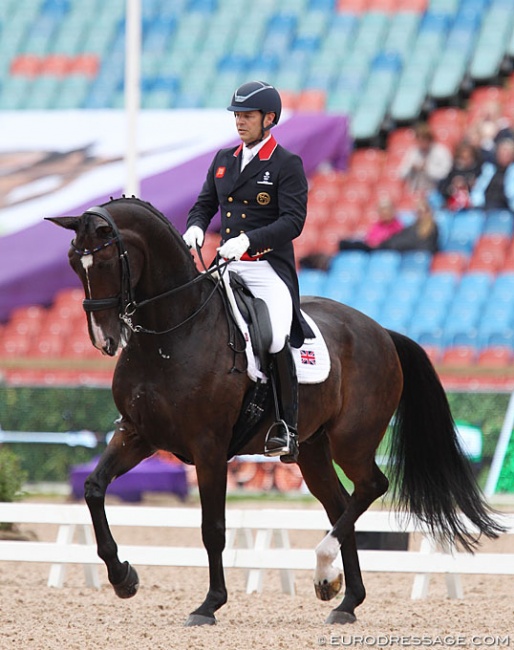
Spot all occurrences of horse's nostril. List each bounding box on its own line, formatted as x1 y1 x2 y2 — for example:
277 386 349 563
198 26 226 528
104 337 117 357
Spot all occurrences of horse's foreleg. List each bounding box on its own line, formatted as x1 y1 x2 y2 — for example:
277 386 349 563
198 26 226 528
84 429 152 598
185 448 228 627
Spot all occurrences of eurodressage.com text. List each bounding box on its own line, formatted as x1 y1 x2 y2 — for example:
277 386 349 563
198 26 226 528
317 635 512 647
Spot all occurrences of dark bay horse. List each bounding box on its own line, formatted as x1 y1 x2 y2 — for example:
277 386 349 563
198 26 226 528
47 197 504 626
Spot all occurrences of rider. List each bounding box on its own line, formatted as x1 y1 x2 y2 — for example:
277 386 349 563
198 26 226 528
183 80 312 463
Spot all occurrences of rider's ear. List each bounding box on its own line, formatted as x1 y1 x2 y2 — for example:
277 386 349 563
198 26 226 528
45 216 80 231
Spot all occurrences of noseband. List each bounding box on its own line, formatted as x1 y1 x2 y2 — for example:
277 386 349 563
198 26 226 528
72 206 134 314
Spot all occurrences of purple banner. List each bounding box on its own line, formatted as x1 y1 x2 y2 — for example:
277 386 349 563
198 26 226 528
0 114 350 321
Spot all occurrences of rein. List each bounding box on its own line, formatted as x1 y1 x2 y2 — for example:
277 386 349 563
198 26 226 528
75 204 231 335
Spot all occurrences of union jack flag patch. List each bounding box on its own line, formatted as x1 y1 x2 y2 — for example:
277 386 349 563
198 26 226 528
300 350 316 365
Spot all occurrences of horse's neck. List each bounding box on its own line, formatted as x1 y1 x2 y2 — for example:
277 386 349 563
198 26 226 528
134 236 221 335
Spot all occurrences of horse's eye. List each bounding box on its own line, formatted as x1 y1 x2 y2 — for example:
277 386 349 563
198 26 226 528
97 226 113 239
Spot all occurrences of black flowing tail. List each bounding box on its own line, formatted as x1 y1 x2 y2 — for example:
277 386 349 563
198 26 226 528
386 330 506 552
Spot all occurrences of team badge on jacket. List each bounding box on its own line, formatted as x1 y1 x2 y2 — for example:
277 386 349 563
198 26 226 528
257 171 273 185
215 166 226 178
257 192 271 205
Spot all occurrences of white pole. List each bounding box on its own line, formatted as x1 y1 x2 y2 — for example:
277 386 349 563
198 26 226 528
124 0 141 197
484 390 514 497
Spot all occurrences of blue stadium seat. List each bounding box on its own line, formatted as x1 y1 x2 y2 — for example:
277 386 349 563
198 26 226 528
443 211 485 253
378 303 412 333
298 269 327 296
386 282 421 307
449 331 480 348
348 297 382 322
490 273 514 301
416 329 445 348
421 272 459 304
409 301 448 333
453 272 493 304
323 275 355 304
483 210 514 236
443 298 483 344
329 251 369 277
400 251 432 276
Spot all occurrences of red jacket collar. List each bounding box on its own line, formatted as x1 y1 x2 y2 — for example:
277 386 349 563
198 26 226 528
233 135 278 160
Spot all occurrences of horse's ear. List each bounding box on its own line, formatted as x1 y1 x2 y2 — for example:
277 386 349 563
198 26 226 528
45 216 80 231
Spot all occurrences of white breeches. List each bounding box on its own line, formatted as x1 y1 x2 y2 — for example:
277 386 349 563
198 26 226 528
229 259 292 353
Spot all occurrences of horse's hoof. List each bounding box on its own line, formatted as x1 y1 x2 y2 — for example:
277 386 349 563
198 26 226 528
184 614 217 627
325 610 357 625
314 572 343 601
112 561 139 599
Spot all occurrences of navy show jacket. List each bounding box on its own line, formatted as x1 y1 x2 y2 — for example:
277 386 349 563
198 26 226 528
187 135 313 347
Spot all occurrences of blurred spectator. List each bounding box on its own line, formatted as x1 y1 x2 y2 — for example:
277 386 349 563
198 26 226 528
378 197 439 254
470 137 514 213
338 196 404 252
298 252 332 271
399 122 453 193
466 100 513 164
438 141 482 211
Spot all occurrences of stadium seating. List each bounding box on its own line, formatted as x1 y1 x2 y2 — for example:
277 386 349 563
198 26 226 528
0 0 512 133
4 0 514 381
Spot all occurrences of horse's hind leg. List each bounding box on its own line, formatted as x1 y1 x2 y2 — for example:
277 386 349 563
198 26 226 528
300 432 389 624
298 432 365 623
323 457 389 625
84 424 153 597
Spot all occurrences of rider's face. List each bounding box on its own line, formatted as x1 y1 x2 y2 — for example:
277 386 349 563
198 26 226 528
234 111 274 146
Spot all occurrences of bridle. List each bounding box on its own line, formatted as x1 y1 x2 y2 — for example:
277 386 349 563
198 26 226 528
72 205 229 335
72 206 134 315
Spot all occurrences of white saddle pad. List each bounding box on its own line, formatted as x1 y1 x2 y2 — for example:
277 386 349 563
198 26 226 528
221 271 330 384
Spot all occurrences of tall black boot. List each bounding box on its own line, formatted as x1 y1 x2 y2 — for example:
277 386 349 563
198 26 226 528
263 340 299 464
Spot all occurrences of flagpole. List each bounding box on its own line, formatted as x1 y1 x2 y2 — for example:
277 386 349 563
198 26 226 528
124 0 141 197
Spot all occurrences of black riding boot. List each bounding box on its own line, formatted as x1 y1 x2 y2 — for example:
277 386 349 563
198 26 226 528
264 341 299 464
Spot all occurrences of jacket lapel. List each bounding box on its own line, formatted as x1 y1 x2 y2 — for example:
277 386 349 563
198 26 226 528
229 136 278 192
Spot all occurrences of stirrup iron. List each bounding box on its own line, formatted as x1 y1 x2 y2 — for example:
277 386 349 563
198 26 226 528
264 420 298 461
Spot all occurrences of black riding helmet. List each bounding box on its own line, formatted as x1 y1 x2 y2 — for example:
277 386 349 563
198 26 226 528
227 81 282 142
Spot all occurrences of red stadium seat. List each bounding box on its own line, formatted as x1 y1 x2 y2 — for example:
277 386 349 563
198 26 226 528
469 235 509 273
431 251 469 274
297 89 326 112
280 90 299 110
70 54 100 77
336 0 370 12
441 346 477 367
387 127 416 156
429 108 466 150
477 346 512 368
40 54 73 76
29 333 64 357
0 332 31 357
422 345 443 365
9 54 42 76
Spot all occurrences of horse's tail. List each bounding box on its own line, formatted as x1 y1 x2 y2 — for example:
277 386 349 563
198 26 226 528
386 329 506 552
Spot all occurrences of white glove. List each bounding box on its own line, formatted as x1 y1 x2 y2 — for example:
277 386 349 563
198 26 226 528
183 225 204 249
218 233 250 261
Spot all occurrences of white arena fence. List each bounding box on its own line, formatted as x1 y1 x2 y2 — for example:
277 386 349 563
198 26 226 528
0 503 512 599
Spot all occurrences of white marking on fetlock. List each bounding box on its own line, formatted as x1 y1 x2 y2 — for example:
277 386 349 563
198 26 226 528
314 533 341 584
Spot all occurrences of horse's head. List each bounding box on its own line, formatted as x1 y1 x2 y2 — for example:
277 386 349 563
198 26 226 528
46 205 144 356
47 198 202 356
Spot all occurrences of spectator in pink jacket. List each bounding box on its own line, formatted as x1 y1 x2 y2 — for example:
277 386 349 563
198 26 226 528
339 196 404 252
